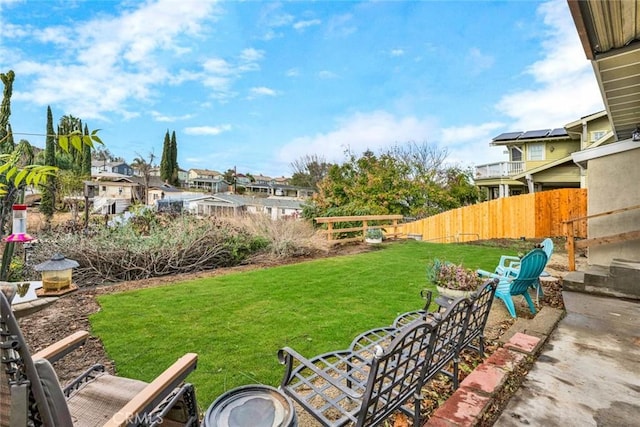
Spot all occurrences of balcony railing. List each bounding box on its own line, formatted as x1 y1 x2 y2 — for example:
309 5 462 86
474 161 524 179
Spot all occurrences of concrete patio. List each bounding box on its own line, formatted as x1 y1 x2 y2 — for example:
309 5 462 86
495 291 640 426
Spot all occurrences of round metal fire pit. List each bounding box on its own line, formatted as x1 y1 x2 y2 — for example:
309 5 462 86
203 384 297 427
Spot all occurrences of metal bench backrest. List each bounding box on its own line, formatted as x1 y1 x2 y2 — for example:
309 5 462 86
357 320 438 426
460 279 498 354
422 296 472 384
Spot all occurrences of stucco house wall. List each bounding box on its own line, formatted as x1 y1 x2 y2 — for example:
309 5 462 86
584 145 640 266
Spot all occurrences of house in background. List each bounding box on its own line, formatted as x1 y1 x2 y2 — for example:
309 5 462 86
87 175 141 214
91 160 133 177
185 194 304 219
187 169 230 193
475 111 614 199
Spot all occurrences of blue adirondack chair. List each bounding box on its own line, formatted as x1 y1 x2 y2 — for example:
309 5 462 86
477 248 548 317
494 238 554 302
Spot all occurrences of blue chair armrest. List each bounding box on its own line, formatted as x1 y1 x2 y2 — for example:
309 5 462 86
477 269 501 279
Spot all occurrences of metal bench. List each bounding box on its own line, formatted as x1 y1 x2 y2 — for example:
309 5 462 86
278 296 474 427
394 279 498 356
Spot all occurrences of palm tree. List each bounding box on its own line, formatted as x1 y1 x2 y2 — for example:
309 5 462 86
131 153 155 205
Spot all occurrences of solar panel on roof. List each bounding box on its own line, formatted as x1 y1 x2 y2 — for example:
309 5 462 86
519 129 551 139
493 131 523 142
548 128 568 137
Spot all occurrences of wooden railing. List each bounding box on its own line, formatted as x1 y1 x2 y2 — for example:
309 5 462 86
563 203 640 271
315 215 403 244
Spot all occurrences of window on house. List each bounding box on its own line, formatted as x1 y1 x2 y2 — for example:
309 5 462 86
591 130 606 141
527 143 545 161
510 146 523 162
101 186 106 192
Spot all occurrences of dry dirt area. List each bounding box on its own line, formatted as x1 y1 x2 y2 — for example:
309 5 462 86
15 241 585 426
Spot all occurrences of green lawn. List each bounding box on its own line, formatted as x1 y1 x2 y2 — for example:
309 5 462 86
90 240 515 407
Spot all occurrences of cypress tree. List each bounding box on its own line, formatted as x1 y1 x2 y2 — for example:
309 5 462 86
160 130 170 182
170 130 178 186
0 70 14 153
82 123 91 176
40 106 56 222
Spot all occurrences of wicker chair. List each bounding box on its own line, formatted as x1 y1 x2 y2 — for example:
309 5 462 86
0 285 199 427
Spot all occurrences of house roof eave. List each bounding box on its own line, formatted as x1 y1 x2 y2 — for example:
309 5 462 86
572 138 640 169
511 156 574 180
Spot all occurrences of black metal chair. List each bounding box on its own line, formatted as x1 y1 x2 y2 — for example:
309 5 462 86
0 284 200 427
278 320 438 427
351 282 497 391
393 279 498 356
278 295 478 426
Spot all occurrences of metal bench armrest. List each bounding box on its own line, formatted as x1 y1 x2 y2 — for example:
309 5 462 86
278 347 362 399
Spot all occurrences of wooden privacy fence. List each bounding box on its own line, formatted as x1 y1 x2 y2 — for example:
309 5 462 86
315 215 403 244
397 189 587 242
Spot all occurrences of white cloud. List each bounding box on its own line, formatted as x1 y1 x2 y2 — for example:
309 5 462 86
326 14 356 38
318 70 338 79
151 111 193 122
390 49 405 57
439 122 506 166
440 122 505 145
466 48 494 72
239 48 265 63
285 68 300 77
294 19 321 31
184 124 232 136
249 87 278 97
199 49 265 100
494 0 603 130
8 0 220 119
277 110 438 165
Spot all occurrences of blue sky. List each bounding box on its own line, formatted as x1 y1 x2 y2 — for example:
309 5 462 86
1 0 604 177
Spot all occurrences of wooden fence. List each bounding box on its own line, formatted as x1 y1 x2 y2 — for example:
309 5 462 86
397 189 587 242
563 203 640 271
315 215 403 244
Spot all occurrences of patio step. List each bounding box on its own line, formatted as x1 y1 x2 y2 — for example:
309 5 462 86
562 259 640 300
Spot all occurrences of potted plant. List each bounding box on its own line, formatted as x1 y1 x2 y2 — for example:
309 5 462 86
427 258 483 298
365 227 383 244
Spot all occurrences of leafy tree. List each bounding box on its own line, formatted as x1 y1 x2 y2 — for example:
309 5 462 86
93 147 114 162
39 106 56 223
311 150 416 217
289 154 331 189
441 166 480 207
307 142 479 220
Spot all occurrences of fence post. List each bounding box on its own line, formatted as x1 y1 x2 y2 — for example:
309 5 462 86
565 221 576 271
362 220 368 241
327 221 333 242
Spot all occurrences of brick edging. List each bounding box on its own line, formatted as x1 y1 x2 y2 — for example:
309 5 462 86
423 333 542 427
